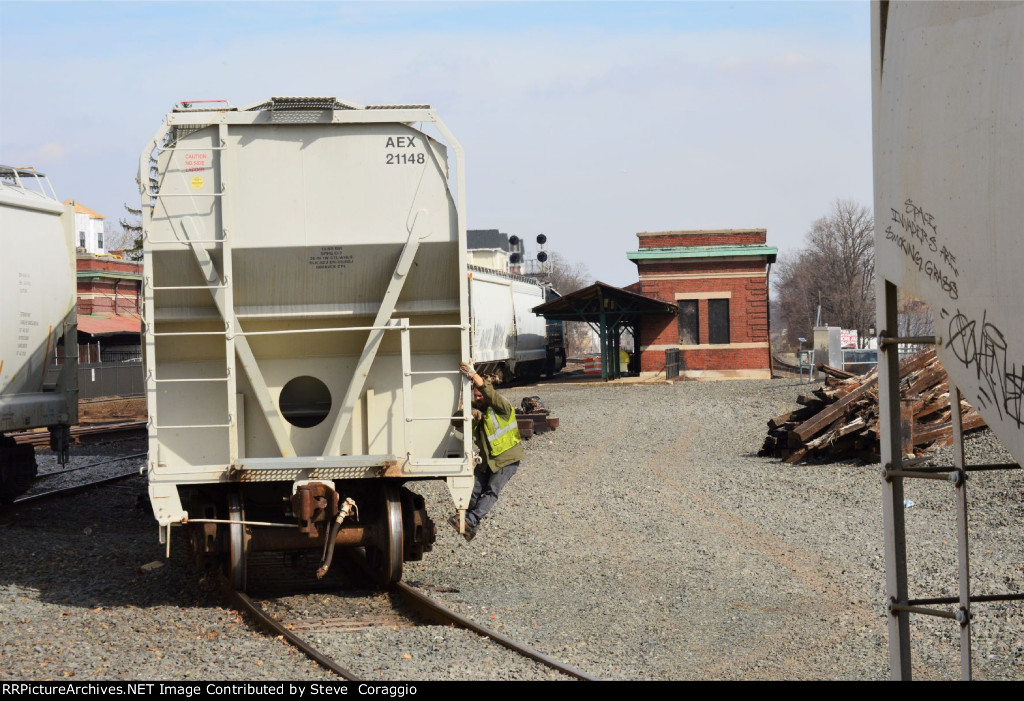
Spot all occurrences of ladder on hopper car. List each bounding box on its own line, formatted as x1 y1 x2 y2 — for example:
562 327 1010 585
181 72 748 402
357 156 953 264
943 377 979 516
141 126 250 465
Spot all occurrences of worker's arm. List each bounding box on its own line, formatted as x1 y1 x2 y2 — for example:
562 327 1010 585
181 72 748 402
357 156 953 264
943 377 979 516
460 361 485 388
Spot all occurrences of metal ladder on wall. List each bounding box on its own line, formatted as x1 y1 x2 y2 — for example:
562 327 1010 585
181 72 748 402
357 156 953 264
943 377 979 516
878 281 1023 680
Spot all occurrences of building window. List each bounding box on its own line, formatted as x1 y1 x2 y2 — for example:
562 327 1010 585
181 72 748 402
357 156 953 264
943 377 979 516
97 232 103 249
79 232 85 248
678 300 698 345
708 299 730 344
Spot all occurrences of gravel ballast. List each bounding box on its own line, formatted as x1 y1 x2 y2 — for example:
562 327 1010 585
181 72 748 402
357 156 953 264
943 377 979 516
1 378 1021 680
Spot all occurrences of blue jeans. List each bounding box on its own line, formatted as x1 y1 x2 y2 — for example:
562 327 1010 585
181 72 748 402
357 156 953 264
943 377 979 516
466 461 520 528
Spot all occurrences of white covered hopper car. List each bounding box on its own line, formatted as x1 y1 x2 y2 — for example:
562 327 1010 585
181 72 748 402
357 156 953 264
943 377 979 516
0 166 77 501
469 264 565 383
141 98 475 587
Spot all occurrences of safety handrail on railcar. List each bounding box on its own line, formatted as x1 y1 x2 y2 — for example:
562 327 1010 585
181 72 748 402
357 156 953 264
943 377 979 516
0 165 60 200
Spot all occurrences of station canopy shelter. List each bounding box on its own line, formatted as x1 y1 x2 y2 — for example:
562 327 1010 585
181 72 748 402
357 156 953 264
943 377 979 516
532 281 678 381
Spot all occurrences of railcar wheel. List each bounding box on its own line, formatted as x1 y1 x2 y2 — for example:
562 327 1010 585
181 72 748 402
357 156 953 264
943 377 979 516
227 491 250 591
0 437 37 503
365 484 403 586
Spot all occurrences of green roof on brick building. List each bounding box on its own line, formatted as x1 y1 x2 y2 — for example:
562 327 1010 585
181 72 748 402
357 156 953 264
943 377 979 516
626 244 778 262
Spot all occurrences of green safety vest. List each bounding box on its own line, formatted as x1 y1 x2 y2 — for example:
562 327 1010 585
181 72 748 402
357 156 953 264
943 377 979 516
483 406 521 456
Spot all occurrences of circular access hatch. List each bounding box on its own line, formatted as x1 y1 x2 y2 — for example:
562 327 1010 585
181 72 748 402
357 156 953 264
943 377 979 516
279 376 332 428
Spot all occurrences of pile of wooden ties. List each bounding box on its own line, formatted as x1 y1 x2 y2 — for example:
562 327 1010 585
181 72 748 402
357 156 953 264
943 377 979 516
759 348 986 464
516 396 559 440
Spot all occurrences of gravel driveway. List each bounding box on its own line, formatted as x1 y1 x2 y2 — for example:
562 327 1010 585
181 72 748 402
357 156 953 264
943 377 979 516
1 378 1020 680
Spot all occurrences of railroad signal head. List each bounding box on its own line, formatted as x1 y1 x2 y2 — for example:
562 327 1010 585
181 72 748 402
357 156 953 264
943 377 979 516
536 234 547 245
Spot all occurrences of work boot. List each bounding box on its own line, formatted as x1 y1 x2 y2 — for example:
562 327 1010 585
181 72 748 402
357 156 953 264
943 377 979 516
447 514 477 543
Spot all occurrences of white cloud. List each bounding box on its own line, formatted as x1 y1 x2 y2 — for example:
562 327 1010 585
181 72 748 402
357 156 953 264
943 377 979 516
36 142 68 163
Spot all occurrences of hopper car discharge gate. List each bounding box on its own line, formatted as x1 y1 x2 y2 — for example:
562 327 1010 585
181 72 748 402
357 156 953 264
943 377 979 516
139 97 476 587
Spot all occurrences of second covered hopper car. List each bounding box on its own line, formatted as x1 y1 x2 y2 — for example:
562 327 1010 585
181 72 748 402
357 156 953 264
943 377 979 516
469 264 565 383
141 97 477 588
0 166 77 502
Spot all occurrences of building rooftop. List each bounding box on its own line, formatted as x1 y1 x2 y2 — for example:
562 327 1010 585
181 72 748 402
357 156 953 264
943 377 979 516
627 244 778 262
467 229 510 251
78 314 141 337
532 281 679 320
63 199 105 219
636 229 767 238
77 255 142 277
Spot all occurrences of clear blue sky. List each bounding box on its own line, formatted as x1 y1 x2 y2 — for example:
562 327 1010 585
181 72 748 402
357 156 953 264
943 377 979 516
1 1 872 286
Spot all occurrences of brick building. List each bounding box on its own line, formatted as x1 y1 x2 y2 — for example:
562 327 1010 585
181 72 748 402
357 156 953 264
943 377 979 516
76 254 142 361
626 229 777 379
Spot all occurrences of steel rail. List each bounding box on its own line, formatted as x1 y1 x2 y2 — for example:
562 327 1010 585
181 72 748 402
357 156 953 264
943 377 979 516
394 581 599 681
79 395 145 404
234 548 596 681
10 469 140 506
220 581 359 681
12 421 148 447
35 452 148 479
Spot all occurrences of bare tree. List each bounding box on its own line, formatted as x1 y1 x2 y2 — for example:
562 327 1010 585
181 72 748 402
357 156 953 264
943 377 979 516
110 148 163 261
898 292 934 337
103 216 139 256
774 199 875 348
544 251 590 296
543 252 594 357
773 251 819 350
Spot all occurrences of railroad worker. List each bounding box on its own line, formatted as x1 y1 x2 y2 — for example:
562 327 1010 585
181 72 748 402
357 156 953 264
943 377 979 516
449 361 524 542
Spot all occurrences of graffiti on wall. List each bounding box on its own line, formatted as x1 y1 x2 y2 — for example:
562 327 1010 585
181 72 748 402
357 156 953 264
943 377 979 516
942 307 1023 428
884 198 959 300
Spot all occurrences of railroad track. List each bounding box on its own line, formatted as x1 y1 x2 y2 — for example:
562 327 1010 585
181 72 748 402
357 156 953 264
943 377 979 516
771 354 802 373
12 420 147 447
34 452 147 480
9 453 147 507
393 581 597 680
226 563 598 681
11 469 141 506
224 584 360 679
